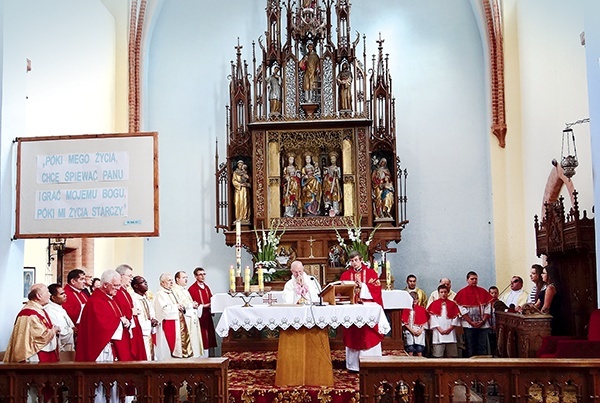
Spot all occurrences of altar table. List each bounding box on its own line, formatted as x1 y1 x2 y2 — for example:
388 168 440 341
216 303 390 386
211 289 411 313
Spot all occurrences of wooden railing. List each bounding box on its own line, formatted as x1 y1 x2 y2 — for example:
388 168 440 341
0 358 228 403
360 357 600 402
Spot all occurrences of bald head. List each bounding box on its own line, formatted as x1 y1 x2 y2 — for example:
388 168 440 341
28 283 51 305
290 260 305 278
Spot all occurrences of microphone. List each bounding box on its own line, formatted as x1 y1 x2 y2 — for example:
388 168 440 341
309 276 324 306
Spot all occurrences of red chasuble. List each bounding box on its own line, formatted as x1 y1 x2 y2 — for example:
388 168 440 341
75 290 125 362
115 287 147 360
339 265 384 350
188 282 218 348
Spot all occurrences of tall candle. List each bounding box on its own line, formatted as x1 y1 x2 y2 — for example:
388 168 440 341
386 261 391 288
235 221 242 277
257 265 264 293
373 260 379 274
229 265 235 292
244 266 251 293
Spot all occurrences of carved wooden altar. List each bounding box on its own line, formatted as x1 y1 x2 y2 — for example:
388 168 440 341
534 190 597 337
215 0 408 282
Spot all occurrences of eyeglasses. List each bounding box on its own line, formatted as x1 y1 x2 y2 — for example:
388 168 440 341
511 280 521 284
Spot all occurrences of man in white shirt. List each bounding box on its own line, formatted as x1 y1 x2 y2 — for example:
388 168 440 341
282 260 320 304
500 276 528 310
46 283 76 352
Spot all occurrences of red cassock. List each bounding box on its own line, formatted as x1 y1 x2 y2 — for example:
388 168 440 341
114 288 147 360
75 290 127 362
339 265 385 350
188 282 218 349
62 284 88 325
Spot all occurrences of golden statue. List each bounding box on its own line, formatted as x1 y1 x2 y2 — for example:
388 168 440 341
232 160 251 222
337 63 353 111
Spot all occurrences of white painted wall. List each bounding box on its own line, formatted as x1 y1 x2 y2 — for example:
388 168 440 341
0 0 115 347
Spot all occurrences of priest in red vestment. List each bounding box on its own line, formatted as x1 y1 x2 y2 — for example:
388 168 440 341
114 264 147 361
3 284 60 363
62 269 88 326
339 250 384 372
188 267 217 351
454 271 493 357
75 270 131 362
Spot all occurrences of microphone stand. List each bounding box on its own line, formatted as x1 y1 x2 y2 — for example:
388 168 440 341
310 276 324 306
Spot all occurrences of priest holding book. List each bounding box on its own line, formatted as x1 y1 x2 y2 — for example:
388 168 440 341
339 250 384 372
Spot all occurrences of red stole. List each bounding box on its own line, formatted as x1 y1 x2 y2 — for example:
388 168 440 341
428 298 461 319
454 285 494 307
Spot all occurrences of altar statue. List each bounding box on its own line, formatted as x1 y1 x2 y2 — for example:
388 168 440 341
267 65 282 115
282 154 301 217
301 154 322 216
232 160 251 222
337 63 353 111
323 151 342 215
372 157 394 219
299 41 320 102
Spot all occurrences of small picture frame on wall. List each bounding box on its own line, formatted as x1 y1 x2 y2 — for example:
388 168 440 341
23 267 36 299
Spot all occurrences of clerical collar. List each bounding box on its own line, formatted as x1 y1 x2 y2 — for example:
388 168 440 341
353 266 362 272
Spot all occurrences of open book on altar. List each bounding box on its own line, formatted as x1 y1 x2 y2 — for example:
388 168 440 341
319 281 356 305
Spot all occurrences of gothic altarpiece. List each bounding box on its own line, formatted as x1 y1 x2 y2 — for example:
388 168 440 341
216 0 408 285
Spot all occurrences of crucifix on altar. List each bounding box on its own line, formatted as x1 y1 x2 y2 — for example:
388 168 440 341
375 245 397 290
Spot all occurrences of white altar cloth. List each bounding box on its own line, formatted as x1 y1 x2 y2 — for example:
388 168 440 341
215 303 391 337
211 289 411 313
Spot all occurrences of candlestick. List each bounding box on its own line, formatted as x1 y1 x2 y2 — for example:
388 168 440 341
257 265 264 293
229 266 235 293
244 266 251 293
373 260 379 274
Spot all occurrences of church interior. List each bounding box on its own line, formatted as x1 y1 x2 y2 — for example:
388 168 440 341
1 0 600 401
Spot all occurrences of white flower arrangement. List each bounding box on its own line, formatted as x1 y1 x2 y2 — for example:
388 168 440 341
335 217 380 262
254 220 285 269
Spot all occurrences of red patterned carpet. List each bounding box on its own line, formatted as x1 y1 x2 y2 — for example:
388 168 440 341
226 350 406 402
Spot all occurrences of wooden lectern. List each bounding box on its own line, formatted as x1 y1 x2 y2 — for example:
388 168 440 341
319 281 356 305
